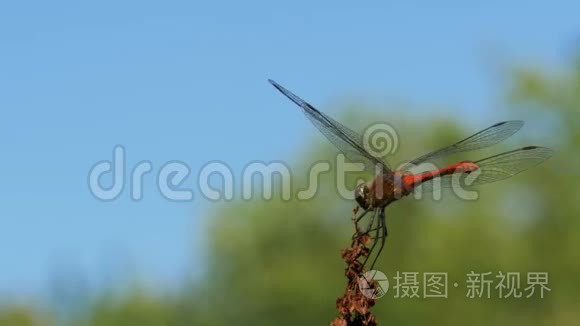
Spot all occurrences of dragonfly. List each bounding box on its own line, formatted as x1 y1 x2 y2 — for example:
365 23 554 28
268 79 553 270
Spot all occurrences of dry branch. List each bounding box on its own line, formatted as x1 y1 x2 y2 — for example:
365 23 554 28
331 207 378 326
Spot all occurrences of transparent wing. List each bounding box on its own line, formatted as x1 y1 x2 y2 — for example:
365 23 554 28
269 79 392 174
412 146 554 194
468 146 554 185
411 174 462 194
402 120 524 171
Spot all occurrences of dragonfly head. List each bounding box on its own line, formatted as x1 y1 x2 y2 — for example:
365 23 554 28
355 183 370 210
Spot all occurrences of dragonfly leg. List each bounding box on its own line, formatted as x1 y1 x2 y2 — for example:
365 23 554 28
367 221 382 238
353 209 369 233
361 211 381 267
364 209 380 234
352 209 373 239
368 209 388 270
364 209 377 234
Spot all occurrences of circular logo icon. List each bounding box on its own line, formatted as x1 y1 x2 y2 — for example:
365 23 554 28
358 270 389 299
362 123 399 158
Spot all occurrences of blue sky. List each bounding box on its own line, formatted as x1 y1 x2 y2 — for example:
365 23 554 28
0 1 578 298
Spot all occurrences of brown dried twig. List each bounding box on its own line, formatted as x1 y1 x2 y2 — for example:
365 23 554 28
331 207 378 326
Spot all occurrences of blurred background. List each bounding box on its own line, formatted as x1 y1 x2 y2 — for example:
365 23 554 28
1 1 579 325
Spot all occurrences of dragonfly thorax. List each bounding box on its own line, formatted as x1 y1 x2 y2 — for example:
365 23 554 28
355 174 411 210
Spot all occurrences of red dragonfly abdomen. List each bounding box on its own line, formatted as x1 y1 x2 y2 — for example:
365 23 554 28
402 161 480 191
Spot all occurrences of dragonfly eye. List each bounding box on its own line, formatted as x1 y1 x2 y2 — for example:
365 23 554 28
354 184 369 210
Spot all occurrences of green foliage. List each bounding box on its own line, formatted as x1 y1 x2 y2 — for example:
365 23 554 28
0 305 51 326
